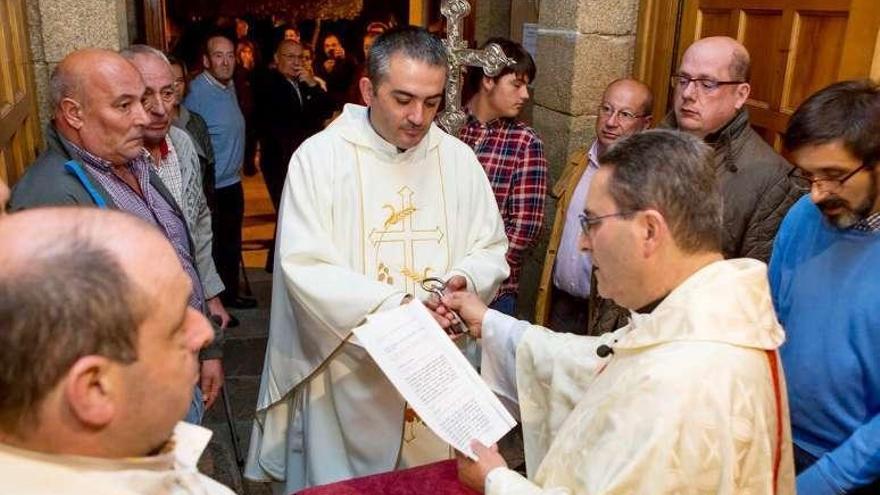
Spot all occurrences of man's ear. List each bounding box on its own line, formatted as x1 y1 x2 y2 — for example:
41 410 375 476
64 356 117 428
640 209 668 257
642 114 654 129
59 98 84 130
733 82 751 110
202 54 210 70
359 77 374 106
481 75 495 93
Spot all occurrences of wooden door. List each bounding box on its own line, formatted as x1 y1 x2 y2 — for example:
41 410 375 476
636 0 880 150
0 0 41 186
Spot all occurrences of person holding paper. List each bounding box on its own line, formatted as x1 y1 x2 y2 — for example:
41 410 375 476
444 129 795 494
244 26 509 493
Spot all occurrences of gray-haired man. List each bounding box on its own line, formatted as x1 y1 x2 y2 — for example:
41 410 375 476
244 26 509 492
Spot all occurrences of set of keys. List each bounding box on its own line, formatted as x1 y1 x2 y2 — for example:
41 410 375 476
419 277 470 336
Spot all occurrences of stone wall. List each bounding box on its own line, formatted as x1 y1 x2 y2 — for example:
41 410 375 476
516 0 640 318
25 0 132 127
474 0 511 44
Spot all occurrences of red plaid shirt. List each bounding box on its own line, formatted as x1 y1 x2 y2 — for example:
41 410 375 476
459 114 548 299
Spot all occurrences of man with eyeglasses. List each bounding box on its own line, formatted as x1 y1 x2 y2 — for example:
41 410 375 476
664 36 800 262
769 80 880 495
9 47 226 424
535 78 652 334
123 44 231 421
443 130 794 494
256 39 334 272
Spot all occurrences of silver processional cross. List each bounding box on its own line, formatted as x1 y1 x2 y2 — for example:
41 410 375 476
436 0 514 135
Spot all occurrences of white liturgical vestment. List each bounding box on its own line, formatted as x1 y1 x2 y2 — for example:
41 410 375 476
481 259 796 495
244 104 509 492
0 422 234 495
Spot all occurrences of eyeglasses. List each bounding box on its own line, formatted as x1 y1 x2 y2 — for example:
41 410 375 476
142 86 178 111
578 211 635 237
788 164 868 192
598 103 646 123
670 74 745 94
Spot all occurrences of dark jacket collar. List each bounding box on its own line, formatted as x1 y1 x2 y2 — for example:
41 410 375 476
660 109 752 173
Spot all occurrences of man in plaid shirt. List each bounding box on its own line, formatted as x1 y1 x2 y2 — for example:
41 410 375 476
459 38 548 316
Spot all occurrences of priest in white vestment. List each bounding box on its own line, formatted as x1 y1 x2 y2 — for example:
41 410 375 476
244 27 509 493
444 130 796 494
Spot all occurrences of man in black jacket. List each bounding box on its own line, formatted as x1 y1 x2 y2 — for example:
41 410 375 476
257 39 334 271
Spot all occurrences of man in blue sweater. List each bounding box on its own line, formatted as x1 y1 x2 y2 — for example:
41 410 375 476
185 33 255 309
770 80 880 494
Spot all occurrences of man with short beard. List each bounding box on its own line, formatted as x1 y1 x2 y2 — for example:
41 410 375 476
770 80 880 495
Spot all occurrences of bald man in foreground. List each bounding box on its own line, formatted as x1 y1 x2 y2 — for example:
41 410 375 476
0 208 234 494
9 48 224 421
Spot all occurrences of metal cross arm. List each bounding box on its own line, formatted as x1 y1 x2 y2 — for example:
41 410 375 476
437 0 515 135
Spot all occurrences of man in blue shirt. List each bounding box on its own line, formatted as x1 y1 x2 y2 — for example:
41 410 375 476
185 33 255 309
770 79 880 495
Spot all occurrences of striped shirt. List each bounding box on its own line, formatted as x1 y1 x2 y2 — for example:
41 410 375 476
459 114 548 299
69 142 204 311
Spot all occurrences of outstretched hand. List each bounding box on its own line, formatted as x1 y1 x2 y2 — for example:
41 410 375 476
457 441 507 493
442 291 488 338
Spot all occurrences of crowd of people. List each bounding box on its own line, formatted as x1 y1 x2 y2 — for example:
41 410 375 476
0 17 878 495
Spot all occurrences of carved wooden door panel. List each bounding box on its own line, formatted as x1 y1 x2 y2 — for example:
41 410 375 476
678 0 880 149
0 0 41 186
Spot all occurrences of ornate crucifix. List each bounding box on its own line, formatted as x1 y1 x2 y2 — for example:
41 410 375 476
437 0 514 135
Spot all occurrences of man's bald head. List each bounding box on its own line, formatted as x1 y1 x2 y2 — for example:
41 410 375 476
686 36 750 82
595 78 654 150
50 49 135 110
50 48 149 166
673 36 751 138
0 209 174 434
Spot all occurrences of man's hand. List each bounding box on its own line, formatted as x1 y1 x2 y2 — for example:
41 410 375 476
206 297 230 328
295 67 318 87
200 359 224 410
445 275 467 293
442 291 488 338
457 441 507 493
323 58 336 72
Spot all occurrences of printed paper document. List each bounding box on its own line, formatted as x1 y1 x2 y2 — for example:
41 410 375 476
353 300 516 459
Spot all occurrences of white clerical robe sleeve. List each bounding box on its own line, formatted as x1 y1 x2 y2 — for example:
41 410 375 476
481 309 529 419
517 327 617 477
486 467 569 495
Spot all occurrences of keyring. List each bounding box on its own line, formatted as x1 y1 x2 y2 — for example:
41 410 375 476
419 277 469 335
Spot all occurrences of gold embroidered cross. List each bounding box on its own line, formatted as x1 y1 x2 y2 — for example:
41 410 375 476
369 186 444 293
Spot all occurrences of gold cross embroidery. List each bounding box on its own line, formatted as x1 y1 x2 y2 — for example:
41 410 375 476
369 186 444 293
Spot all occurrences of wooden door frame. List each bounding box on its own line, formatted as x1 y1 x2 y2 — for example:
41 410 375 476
0 0 42 184
141 0 167 50
634 0 686 121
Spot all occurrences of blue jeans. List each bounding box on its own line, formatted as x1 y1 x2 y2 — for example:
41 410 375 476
184 385 204 424
490 293 518 317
